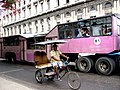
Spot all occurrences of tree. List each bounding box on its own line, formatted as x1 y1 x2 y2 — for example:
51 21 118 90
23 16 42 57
0 0 16 10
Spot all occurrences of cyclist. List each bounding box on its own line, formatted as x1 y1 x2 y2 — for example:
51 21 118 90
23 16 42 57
50 44 69 80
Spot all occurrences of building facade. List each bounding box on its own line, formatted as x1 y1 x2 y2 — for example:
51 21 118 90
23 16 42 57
0 0 120 37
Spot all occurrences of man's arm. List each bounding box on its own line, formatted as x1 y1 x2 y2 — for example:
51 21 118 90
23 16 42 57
51 56 61 61
60 53 69 60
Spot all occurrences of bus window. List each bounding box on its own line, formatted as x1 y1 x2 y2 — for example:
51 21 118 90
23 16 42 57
75 20 90 38
117 25 120 36
3 36 19 46
66 30 73 38
59 31 65 39
81 27 90 37
27 37 45 49
91 16 112 36
92 24 102 36
75 28 82 37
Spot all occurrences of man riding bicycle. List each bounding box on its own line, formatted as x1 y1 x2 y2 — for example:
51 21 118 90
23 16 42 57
50 44 69 80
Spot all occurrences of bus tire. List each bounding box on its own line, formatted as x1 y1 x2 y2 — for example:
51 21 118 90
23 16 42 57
95 57 116 75
11 53 16 63
5 52 11 62
77 56 94 73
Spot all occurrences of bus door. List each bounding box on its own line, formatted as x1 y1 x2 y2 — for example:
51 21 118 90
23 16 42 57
20 40 25 60
0 42 2 57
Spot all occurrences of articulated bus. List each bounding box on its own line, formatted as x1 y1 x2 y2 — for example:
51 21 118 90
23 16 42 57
0 34 45 63
46 14 120 75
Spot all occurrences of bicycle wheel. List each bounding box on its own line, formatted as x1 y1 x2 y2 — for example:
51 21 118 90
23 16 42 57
67 72 81 90
46 67 55 80
35 69 43 83
59 66 71 79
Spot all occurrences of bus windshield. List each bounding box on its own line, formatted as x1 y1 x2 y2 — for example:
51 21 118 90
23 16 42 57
27 37 45 49
58 16 112 39
3 36 19 46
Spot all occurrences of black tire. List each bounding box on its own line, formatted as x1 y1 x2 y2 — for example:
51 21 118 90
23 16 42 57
77 57 94 73
67 71 81 90
5 52 11 62
35 70 43 83
46 67 55 81
95 57 116 75
11 53 16 63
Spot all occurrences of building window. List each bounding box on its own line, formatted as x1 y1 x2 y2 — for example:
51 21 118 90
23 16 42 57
22 7 26 18
66 0 69 3
76 9 83 20
57 0 59 6
47 17 50 31
56 14 60 20
17 9 21 19
35 21 38 33
41 19 44 32
11 27 13 35
65 12 71 17
28 22 32 33
34 2 38 14
28 5 31 16
55 14 61 24
23 0 25 5
7 28 9 36
105 2 112 8
104 1 113 15
41 3 43 12
18 1 20 7
14 26 17 35
6 15 9 23
4 29 6 36
89 5 96 18
18 25 21 34
23 24 26 33
47 0 50 10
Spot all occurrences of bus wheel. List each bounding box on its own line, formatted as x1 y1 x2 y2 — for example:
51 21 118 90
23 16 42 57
77 57 94 73
95 57 116 75
5 52 11 62
11 53 16 63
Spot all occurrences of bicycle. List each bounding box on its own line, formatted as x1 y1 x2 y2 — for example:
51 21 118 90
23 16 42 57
35 59 81 90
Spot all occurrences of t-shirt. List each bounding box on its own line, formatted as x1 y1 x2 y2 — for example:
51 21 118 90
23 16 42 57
50 50 62 62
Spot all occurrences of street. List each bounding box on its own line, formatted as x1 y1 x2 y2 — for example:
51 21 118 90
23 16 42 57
0 60 120 90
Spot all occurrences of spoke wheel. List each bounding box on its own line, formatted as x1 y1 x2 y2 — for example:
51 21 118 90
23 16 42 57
59 66 71 79
35 70 43 83
67 72 81 90
46 67 55 81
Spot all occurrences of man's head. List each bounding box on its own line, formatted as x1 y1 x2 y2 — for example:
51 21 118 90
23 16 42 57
52 44 57 51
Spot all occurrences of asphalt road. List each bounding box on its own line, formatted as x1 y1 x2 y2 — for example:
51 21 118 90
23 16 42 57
0 60 120 90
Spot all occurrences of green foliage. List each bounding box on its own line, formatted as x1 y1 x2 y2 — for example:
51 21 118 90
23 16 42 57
2 0 16 9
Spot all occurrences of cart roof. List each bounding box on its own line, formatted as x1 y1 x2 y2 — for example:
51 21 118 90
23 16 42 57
34 40 67 45
20 33 45 38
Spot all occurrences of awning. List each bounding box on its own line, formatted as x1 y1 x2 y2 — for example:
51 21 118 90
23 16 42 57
34 40 67 45
20 33 46 38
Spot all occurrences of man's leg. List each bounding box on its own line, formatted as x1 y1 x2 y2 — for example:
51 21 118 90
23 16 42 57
54 66 59 79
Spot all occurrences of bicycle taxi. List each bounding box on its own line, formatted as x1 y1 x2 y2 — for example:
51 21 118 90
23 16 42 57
34 40 81 90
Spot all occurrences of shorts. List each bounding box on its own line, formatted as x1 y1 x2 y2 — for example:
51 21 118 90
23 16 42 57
51 61 63 68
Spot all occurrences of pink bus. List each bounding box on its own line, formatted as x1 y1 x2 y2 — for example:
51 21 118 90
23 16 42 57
0 34 46 63
46 14 120 75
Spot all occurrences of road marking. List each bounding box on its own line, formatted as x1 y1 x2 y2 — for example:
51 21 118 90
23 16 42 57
0 69 24 74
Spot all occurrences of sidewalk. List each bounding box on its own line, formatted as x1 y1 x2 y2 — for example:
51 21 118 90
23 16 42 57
0 76 34 90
